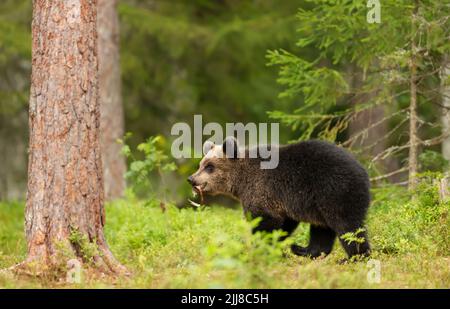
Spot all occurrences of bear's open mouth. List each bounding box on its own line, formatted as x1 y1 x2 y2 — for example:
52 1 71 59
189 183 206 207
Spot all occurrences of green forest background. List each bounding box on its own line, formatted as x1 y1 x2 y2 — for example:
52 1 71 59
0 0 302 201
0 0 449 288
1 0 450 202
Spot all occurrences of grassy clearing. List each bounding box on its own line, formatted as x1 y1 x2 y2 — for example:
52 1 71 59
0 182 449 288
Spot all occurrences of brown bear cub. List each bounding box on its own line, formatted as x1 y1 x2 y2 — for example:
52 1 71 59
188 136 371 259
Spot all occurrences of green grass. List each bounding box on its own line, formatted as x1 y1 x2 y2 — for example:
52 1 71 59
0 183 449 288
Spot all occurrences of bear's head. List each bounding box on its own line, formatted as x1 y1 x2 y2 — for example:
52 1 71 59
187 136 241 197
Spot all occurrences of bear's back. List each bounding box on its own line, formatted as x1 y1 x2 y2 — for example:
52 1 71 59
265 140 370 214
278 140 368 181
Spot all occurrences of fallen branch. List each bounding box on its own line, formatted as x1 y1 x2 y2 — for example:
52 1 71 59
370 167 409 182
371 144 410 165
420 133 450 147
372 181 409 188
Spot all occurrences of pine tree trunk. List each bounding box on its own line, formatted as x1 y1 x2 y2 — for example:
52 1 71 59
98 0 126 200
408 1 419 191
24 0 126 275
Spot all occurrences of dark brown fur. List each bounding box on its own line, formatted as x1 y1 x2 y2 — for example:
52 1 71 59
188 137 371 259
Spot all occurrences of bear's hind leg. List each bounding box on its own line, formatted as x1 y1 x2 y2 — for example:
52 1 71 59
291 225 336 258
320 209 371 259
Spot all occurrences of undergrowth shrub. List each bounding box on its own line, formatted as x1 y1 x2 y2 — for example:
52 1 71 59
1 172 448 288
370 173 449 256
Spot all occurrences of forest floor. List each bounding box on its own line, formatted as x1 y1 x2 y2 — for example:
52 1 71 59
0 185 449 288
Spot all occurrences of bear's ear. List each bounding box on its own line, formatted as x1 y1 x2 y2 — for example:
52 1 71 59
222 136 239 159
203 140 215 155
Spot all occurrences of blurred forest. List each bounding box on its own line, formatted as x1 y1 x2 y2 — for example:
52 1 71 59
0 0 449 289
0 0 301 200
0 0 449 202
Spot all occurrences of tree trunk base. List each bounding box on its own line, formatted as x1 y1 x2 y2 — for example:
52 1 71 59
3 242 129 281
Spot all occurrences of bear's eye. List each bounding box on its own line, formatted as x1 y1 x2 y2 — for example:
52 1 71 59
205 164 215 173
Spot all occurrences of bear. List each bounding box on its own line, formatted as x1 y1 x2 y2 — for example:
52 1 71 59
188 136 371 259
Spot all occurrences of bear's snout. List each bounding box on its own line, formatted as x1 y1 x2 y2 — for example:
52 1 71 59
187 176 196 186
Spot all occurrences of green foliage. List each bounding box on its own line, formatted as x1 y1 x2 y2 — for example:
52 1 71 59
0 0 31 118
0 0 31 65
370 174 450 256
0 0 301 198
0 201 25 267
118 0 300 147
267 50 349 103
294 0 411 68
268 0 450 179
0 0 31 199
120 134 176 199
68 230 100 265
267 48 350 141
340 228 367 246
0 0 449 289
419 150 449 172
1 182 449 288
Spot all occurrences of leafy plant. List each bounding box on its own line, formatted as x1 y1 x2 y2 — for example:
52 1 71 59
68 229 99 265
419 150 449 172
119 134 177 200
1 188 449 288
268 0 450 187
340 228 367 246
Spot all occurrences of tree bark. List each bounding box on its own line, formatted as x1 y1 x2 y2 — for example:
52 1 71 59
24 0 126 275
408 1 419 191
98 0 126 200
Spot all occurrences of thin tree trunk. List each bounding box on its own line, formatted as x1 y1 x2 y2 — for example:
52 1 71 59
408 1 419 191
441 56 450 160
348 67 400 181
23 0 126 275
440 56 450 201
98 0 126 200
